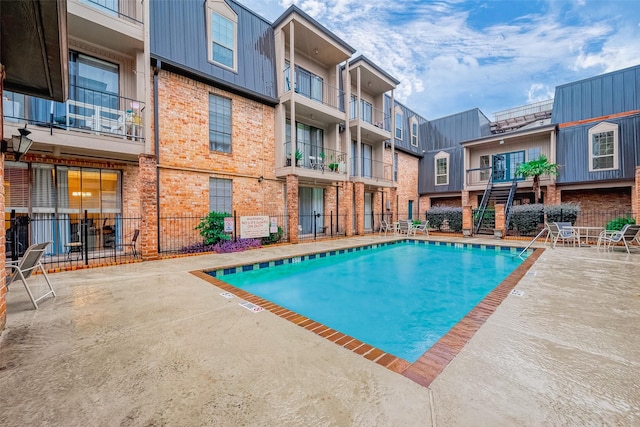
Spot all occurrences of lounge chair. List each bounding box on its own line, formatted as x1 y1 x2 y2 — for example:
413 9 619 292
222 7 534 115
548 222 579 248
597 224 640 254
5 242 55 309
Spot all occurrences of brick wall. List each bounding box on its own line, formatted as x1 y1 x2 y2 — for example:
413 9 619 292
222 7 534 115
153 70 282 220
1 152 5 332
395 152 419 216
560 187 632 212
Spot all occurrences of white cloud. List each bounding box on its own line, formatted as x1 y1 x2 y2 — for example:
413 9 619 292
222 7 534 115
239 0 640 118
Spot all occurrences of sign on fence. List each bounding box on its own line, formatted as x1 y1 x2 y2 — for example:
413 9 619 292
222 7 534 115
240 216 270 238
223 217 234 233
270 217 278 233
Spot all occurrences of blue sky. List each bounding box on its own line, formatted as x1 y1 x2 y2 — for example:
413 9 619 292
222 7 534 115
237 0 640 121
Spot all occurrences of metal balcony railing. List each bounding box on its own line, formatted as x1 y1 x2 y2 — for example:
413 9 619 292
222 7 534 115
3 87 145 142
349 100 390 130
282 141 347 174
350 157 392 182
80 0 143 24
283 69 345 111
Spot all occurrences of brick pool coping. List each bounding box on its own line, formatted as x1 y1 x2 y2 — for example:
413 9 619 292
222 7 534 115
191 242 544 388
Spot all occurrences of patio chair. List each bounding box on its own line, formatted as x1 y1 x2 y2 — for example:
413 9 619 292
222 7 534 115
597 224 640 254
410 220 429 237
379 220 393 236
5 242 55 309
116 229 140 258
548 222 579 248
397 220 411 235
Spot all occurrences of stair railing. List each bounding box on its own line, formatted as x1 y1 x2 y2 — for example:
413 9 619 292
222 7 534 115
504 176 518 232
474 172 494 234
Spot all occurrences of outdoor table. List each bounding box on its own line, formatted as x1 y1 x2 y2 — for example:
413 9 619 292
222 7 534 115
570 226 605 246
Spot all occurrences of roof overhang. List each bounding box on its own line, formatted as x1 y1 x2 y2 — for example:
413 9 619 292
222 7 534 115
460 123 557 147
1 0 69 101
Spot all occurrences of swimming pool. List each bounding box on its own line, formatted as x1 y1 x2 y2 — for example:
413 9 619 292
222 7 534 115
212 241 527 363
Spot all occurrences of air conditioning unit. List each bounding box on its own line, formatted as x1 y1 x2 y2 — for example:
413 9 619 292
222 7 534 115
338 123 346 133
384 141 392 149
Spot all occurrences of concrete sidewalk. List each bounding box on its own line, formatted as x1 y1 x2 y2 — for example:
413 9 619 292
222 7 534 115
1 236 639 426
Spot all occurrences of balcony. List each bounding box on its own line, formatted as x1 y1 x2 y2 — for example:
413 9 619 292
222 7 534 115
281 69 346 124
348 100 391 142
77 0 143 24
4 87 144 143
280 141 347 177
351 157 393 185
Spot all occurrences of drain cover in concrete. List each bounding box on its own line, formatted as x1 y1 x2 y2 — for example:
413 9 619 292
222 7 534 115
220 292 235 299
510 289 525 297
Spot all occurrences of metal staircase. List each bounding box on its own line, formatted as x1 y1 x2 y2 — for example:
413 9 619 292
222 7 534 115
474 176 518 235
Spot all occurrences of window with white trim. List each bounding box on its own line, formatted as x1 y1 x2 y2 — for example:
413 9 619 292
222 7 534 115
395 108 403 140
528 147 541 161
588 122 618 171
410 117 418 147
435 151 449 185
206 0 238 71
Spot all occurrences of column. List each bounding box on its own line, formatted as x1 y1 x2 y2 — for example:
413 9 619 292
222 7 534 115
354 182 365 236
343 181 354 237
286 174 299 243
494 203 505 239
139 154 159 259
462 206 473 237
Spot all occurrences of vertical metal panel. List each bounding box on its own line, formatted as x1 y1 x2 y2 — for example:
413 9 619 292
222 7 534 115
551 64 640 124
556 115 640 183
150 0 276 100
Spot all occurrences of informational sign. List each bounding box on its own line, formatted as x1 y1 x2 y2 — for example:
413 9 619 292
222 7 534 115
270 217 278 233
223 217 234 233
240 215 270 238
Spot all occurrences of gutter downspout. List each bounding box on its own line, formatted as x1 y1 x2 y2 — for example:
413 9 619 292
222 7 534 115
154 61 161 253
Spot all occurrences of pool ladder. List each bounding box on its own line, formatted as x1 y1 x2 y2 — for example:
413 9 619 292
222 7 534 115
516 226 550 258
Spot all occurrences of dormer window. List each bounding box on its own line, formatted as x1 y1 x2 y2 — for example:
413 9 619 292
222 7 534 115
207 0 238 71
410 117 418 147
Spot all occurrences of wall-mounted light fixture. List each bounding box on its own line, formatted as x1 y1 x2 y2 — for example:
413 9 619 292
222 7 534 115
258 176 264 183
1 125 33 161
314 48 319 55
499 139 504 145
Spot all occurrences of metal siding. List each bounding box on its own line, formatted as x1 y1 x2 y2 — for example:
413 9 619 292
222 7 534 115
552 65 640 124
150 0 276 99
556 115 640 183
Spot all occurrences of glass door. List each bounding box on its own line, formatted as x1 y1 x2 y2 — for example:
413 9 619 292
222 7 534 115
492 151 524 182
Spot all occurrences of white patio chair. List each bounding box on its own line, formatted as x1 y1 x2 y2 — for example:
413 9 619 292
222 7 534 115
597 224 640 254
5 242 55 309
379 220 393 236
548 222 579 248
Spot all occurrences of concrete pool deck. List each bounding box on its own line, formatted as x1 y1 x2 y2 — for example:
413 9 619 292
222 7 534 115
1 235 639 426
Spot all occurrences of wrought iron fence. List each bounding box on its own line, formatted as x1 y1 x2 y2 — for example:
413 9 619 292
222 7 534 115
507 209 635 237
5 212 141 269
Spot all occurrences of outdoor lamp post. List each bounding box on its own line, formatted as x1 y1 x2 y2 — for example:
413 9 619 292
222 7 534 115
2 125 33 161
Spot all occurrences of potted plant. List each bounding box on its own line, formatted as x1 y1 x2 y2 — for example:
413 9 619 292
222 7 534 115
328 162 338 172
295 149 303 166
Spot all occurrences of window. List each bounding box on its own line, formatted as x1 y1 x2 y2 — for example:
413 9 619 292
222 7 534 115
435 151 449 185
209 94 232 153
528 147 541 161
361 99 372 124
395 108 403 139
207 0 238 71
410 117 418 147
479 155 491 181
209 178 232 213
588 122 618 171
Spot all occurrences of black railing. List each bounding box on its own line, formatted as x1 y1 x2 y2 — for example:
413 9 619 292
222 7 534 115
5 212 140 269
81 0 143 24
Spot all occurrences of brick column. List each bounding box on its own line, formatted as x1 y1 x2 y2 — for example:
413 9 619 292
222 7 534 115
494 203 505 238
461 190 470 207
139 154 159 259
343 181 354 237
354 182 365 236
462 205 473 237
545 183 560 205
389 187 398 223
286 174 299 243
633 166 640 223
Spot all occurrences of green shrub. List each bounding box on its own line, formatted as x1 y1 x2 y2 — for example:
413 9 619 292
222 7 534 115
261 226 283 245
196 211 231 245
509 204 544 235
544 203 580 225
426 207 463 232
605 215 636 231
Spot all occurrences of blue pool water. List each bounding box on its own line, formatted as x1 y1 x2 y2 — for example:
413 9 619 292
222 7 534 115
218 242 525 363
